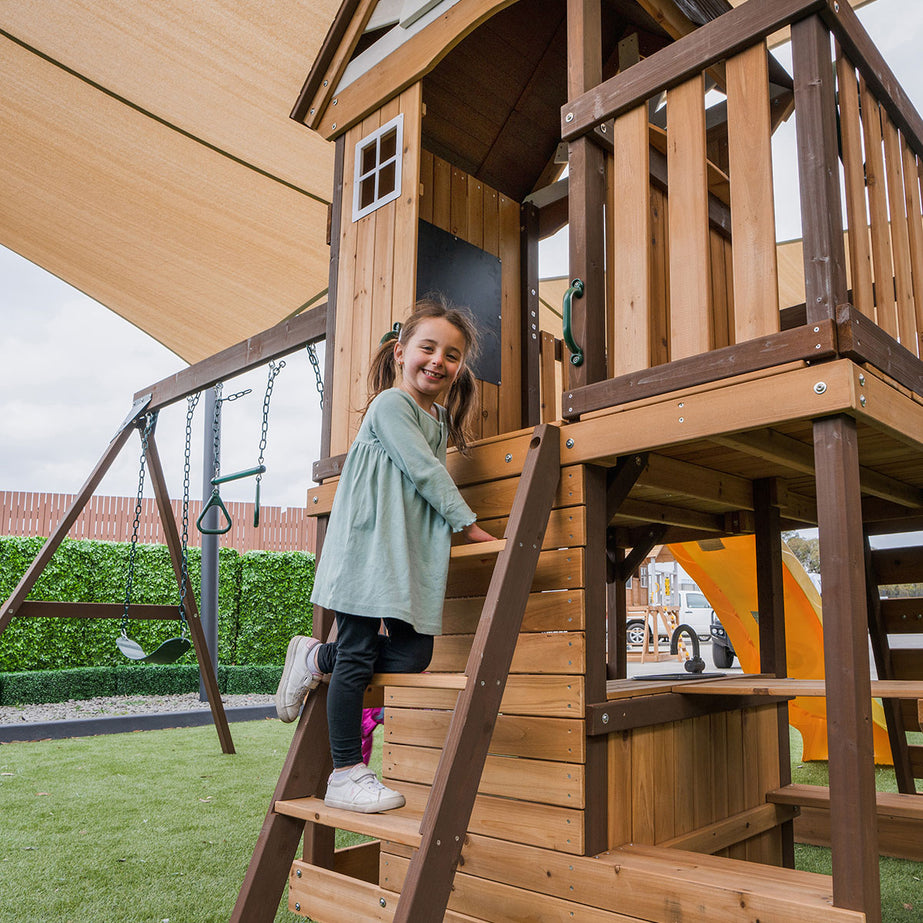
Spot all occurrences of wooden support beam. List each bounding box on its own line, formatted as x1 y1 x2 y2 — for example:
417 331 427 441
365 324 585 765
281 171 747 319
639 453 754 510
14 602 179 620
813 415 881 922
754 477 795 866
589 691 793 734
617 524 668 584
715 428 923 508
146 432 234 755
606 452 649 520
230 688 333 923
607 534 627 680
521 201 542 426
565 0 607 388
0 410 143 634
660 803 798 855
393 425 561 922
792 13 848 324
133 304 327 414
615 499 725 533
562 321 837 419
320 137 345 460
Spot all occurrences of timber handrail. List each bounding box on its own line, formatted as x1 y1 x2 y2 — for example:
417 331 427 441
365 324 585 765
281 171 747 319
665 675 923 698
561 0 826 142
768 783 923 819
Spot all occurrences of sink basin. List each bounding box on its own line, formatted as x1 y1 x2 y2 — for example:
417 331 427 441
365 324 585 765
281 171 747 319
632 672 726 681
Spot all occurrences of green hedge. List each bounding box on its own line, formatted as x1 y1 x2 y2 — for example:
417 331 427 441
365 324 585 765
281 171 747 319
0 664 285 706
0 536 313 676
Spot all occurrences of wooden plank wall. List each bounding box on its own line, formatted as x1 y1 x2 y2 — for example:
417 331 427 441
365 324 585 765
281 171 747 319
380 464 588 866
607 702 784 863
607 41 780 378
330 84 423 458
837 43 923 355
419 151 523 440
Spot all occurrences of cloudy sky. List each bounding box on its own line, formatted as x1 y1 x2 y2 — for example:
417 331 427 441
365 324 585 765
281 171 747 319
2 0 923 512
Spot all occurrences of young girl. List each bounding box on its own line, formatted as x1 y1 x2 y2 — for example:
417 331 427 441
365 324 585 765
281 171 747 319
275 298 493 813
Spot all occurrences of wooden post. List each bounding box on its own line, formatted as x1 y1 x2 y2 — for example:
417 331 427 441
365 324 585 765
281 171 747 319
520 200 542 426
753 478 794 867
393 425 560 923
230 688 332 923
792 14 848 324
146 432 234 755
584 464 609 855
321 137 345 460
566 0 607 387
813 415 881 921
606 531 627 680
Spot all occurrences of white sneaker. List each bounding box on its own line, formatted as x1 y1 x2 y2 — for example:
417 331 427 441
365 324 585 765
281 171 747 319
275 636 322 722
324 765 406 813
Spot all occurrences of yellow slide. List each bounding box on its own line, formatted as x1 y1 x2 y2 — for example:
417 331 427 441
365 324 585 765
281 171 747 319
670 536 893 763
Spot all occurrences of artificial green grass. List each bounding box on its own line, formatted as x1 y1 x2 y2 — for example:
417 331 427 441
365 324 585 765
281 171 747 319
0 720 322 923
1 722 920 921
790 727 923 923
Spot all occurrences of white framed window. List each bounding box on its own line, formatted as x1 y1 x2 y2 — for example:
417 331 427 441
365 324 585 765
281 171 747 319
352 114 403 221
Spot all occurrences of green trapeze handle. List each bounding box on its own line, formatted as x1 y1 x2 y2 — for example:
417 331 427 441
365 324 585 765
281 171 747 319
253 479 261 528
562 279 585 367
210 464 266 485
197 489 233 535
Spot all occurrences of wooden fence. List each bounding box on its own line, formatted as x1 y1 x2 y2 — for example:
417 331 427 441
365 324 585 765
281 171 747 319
0 491 316 553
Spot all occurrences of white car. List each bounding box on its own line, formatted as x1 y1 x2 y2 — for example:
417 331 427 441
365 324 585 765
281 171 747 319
676 590 714 641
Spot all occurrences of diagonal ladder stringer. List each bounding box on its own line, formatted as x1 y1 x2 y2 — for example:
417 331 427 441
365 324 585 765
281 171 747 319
392 422 562 922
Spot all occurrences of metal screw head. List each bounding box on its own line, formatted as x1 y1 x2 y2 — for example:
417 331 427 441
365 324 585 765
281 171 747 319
859 373 866 385
602 713 609 724
565 112 574 123
814 381 827 394
566 438 575 449
295 903 301 912
296 868 302 878
860 395 867 407
505 453 512 463
380 898 387 907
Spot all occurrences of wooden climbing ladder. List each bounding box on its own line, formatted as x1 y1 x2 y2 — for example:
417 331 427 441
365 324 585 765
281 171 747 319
231 423 561 922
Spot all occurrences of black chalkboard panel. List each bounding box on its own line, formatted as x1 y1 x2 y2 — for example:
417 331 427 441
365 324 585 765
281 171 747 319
415 219 502 385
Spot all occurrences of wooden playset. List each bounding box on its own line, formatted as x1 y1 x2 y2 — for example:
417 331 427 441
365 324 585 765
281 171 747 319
7 0 923 920
225 1 923 921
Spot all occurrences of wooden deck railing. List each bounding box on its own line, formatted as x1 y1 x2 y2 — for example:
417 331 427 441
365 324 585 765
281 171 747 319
559 0 923 413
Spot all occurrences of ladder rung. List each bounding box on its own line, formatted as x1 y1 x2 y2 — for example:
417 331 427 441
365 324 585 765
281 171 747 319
449 538 505 559
370 672 466 689
274 796 422 848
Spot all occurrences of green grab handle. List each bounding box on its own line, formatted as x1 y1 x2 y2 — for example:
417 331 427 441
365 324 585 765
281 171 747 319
196 489 233 535
253 479 261 528
210 464 266 485
562 278 585 367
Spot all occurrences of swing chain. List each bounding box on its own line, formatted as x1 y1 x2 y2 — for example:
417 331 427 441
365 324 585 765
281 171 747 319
256 360 285 480
211 382 223 483
306 343 324 411
177 392 200 632
121 412 158 638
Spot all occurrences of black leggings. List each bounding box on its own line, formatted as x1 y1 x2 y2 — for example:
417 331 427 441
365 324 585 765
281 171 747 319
315 612 433 768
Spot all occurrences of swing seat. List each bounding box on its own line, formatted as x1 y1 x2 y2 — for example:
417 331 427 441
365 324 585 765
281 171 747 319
116 633 191 664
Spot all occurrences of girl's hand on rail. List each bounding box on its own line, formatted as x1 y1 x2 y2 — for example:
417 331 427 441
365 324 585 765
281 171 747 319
462 522 495 543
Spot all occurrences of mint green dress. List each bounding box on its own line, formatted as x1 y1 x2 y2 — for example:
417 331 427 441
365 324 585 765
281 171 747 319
310 388 476 634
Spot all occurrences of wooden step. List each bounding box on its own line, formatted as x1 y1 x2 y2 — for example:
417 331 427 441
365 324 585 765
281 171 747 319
273 796 422 848
768 782 923 860
288 860 483 922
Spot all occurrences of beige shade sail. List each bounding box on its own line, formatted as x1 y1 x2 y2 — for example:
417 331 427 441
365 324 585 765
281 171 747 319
0 0 339 363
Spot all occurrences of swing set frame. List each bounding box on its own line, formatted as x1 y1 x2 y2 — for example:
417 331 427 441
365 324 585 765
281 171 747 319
0 304 327 753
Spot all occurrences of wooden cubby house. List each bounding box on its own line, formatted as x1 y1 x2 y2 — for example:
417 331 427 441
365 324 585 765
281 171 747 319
232 1 923 920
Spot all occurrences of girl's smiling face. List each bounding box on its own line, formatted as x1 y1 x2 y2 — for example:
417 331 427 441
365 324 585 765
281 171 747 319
394 316 467 413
